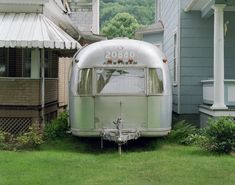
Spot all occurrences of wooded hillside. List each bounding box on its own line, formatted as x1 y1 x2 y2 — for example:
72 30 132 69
100 0 155 29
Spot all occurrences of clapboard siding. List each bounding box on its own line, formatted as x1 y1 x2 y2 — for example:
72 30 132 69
58 57 72 107
142 33 163 45
225 12 235 79
180 5 214 113
158 0 179 113
157 0 235 116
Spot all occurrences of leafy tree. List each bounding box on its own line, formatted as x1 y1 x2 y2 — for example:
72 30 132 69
100 0 155 29
101 12 140 39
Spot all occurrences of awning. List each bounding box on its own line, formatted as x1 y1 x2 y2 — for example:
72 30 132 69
0 13 81 49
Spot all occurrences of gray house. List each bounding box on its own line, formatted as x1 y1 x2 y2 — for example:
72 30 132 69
137 0 235 127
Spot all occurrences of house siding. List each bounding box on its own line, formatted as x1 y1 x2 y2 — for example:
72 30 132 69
142 32 163 45
158 0 179 113
180 2 235 114
58 57 72 108
224 11 235 79
180 0 214 114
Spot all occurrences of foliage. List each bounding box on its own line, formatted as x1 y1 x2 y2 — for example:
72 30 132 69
16 124 43 150
168 120 197 144
0 124 43 151
183 131 207 146
43 111 69 140
101 12 141 39
0 131 14 150
100 0 155 29
201 117 235 153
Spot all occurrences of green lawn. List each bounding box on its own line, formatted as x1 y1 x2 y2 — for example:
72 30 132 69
0 137 234 185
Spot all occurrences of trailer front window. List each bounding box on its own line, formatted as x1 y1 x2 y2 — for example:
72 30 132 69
96 68 145 95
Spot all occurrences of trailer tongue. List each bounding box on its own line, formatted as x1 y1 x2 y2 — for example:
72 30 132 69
100 118 141 155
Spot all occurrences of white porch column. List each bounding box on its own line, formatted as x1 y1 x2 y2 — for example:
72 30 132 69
31 48 40 78
211 4 228 110
40 48 45 125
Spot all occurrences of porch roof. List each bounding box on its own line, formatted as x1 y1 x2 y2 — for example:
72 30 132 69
0 13 81 49
184 0 235 18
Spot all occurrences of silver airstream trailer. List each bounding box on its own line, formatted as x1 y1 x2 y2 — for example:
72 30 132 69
69 39 172 150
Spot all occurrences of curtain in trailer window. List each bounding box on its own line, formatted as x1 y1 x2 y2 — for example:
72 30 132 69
77 68 92 95
96 68 145 95
149 68 163 94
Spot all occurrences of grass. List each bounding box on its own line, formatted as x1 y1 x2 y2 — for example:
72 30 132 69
0 136 234 185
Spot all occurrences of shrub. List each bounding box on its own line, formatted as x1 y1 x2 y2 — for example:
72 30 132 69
201 117 235 154
0 131 16 150
0 124 43 151
168 120 197 144
183 131 207 146
16 124 43 150
44 112 69 140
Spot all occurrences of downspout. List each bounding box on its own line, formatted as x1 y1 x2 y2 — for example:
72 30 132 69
177 0 181 114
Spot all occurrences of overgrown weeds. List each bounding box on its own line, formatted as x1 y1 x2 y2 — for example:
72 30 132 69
43 111 69 140
168 117 235 154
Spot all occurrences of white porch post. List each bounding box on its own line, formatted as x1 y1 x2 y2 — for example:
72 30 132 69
40 48 45 125
211 4 228 110
31 48 40 78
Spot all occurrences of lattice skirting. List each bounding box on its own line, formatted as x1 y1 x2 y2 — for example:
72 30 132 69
0 117 32 135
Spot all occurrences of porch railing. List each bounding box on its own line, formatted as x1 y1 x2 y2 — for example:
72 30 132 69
201 79 235 106
0 78 58 106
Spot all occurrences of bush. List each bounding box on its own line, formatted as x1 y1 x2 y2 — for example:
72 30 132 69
201 117 235 154
16 124 43 150
168 120 197 144
0 124 43 151
183 131 207 146
44 112 69 140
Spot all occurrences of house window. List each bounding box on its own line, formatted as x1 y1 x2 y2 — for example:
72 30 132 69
23 49 31 77
173 33 177 82
0 48 31 78
44 50 58 78
0 48 7 77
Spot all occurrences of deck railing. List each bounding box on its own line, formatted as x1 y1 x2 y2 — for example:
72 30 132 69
0 78 58 106
201 79 235 106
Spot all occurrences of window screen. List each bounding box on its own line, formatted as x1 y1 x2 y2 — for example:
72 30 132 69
77 68 92 95
96 68 145 95
149 68 163 94
0 48 6 77
23 49 31 77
